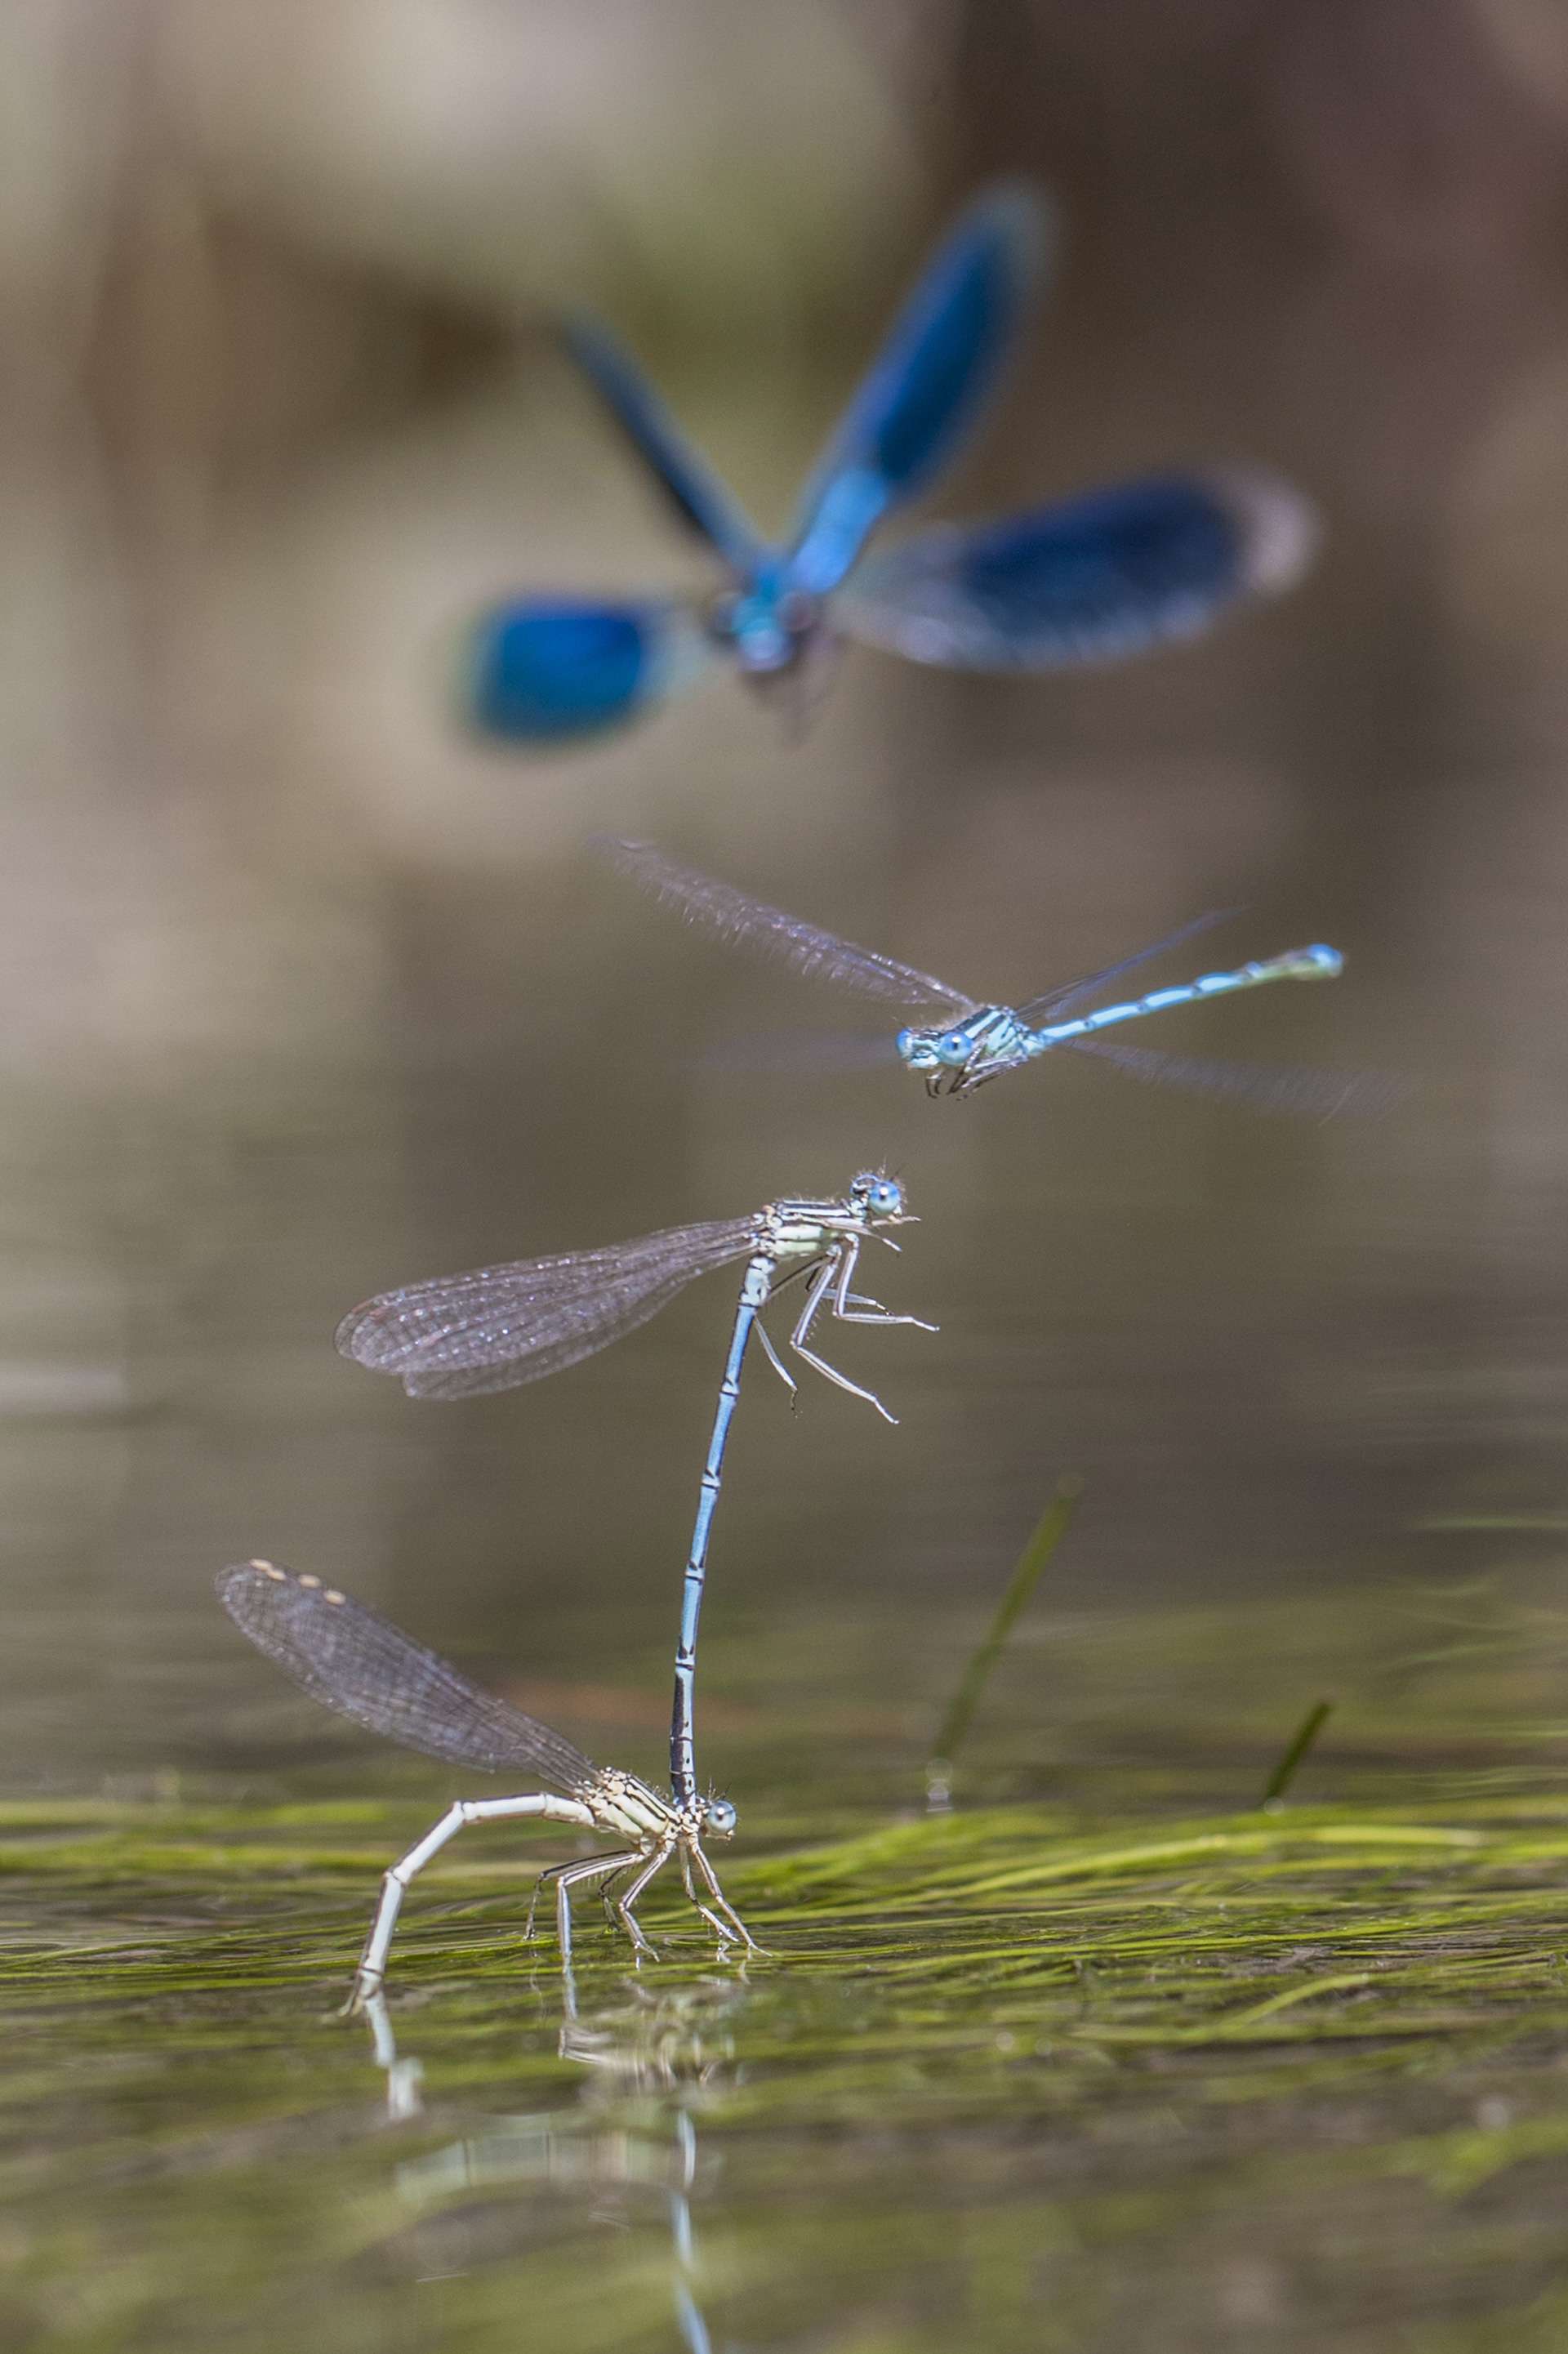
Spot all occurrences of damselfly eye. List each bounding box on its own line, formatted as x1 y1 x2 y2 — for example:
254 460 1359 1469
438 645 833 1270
866 1179 903 1215
705 1796 737 1837
936 1029 975 1067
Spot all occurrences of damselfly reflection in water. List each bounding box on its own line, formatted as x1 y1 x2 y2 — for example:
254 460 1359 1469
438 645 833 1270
466 182 1316 746
217 1561 755 2001
603 839 1375 1116
367 1978 742 2354
336 1172 933 1804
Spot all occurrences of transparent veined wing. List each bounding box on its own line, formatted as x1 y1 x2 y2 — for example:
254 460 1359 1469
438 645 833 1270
218 1561 599 1793
1018 910 1236 1028
599 837 976 1019
563 314 763 574
786 182 1053 599
463 597 712 744
836 470 1319 670
1067 1037 1401 1119
336 1216 761 1400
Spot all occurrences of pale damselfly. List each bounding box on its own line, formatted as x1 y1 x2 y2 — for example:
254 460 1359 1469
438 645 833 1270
218 1559 755 2002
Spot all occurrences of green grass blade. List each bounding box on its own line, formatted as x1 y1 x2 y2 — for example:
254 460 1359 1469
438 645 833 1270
1262 1696 1335 1808
927 1475 1082 1798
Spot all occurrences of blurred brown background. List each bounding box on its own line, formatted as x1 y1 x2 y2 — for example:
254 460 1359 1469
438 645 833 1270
7 0 1568 1795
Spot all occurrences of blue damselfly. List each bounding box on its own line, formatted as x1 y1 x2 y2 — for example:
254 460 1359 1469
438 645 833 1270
336 1174 932 1805
602 839 1370 1115
466 184 1316 745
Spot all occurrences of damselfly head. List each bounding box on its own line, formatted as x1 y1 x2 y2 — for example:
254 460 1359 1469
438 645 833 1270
898 1021 980 1093
898 1013 1020 1097
703 1794 737 1839
849 1171 908 1221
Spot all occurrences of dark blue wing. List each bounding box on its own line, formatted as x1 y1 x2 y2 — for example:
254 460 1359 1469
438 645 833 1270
786 183 1052 599
463 597 711 744
835 470 1319 670
564 314 762 575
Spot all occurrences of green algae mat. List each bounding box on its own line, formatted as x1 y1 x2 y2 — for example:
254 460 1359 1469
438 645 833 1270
7 1771 1568 2353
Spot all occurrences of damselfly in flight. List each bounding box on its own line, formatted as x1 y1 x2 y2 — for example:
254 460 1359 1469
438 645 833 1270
218 1560 755 2001
336 1174 933 1805
602 839 1369 1116
466 182 1317 746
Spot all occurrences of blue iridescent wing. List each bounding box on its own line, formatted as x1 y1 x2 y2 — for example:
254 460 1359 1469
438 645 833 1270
463 597 712 744
835 470 1318 670
563 314 763 574
786 183 1053 599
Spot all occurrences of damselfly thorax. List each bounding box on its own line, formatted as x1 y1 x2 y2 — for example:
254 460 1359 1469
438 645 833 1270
755 1175 910 1259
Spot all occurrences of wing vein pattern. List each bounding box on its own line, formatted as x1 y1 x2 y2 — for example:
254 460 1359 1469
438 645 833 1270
218 1563 599 1792
602 838 974 1018
336 1216 762 1399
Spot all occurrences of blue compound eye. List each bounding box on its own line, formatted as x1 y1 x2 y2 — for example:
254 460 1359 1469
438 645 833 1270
867 1179 903 1215
706 1797 737 1836
935 1029 975 1067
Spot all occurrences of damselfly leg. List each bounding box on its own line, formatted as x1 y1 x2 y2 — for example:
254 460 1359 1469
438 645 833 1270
679 1851 735 1947
827 1232 939 1331
783 1237 939 1424
607 1840 679 1953
553 1851 653 1964
751 1309 798 1397
790 1251 896 1420
684 1846 760 1952
525 1855 594 1942
746 1239 937 1421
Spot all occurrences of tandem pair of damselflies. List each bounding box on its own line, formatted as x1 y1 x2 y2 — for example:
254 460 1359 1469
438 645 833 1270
220 1170 933 1994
